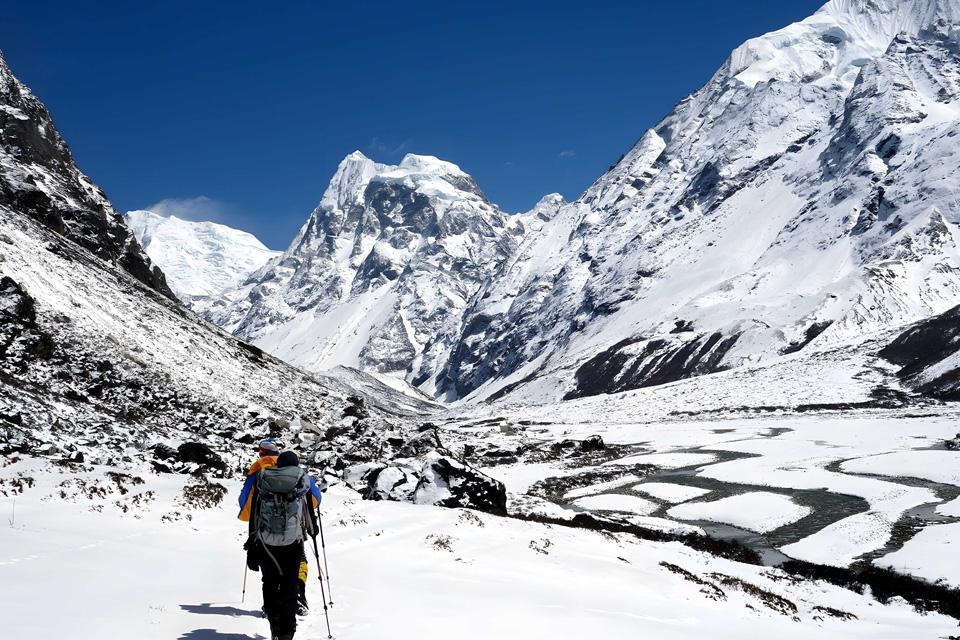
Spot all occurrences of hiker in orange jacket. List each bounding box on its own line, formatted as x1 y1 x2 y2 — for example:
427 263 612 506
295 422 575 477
238 438 317 617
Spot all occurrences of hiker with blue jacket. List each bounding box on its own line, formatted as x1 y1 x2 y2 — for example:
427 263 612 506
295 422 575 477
239 439 322 640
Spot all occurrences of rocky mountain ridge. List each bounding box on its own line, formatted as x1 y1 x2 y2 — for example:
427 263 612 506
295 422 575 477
199 152 554 389
0 52 172 299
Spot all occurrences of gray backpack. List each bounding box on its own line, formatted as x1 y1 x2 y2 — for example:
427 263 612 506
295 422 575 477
255 465 311 547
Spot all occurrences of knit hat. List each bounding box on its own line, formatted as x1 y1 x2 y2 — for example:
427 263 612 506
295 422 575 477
257 438 281 456
277 450 300 468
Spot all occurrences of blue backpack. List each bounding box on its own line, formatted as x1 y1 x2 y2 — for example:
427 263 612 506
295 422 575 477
255 465 313 547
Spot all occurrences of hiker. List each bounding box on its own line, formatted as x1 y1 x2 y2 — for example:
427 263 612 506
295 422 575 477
239 439 312 615
239 440 321 640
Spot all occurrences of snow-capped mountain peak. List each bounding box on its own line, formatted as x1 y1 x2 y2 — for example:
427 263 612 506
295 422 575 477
200 150 518 383
125 210 279 300
728 0 960 89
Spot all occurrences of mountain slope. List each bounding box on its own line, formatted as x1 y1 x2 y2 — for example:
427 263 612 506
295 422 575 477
441 0 960 402
201 152 536 383
126 209 279 300
0 53 409 477
881 303 960 400
0 52 172 299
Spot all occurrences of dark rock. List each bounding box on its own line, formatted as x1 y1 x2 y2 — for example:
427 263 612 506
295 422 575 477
325 423 353 440
566 332 741 400
153 443 178 461
152 461 174 474
579 435 606 453
880 305 960 400
781 321 833 355
342 404 368 419
398 429 442 458
176 442 225 470
414 452 507 516
233 432 257 445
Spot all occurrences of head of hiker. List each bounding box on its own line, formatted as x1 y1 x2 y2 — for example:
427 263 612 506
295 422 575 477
258 438 281 458
277 451 299 467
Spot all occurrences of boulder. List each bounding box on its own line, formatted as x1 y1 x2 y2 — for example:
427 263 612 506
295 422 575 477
342 462 387 494
414 451 507 516
176 442 225 470
369 464 419 501
398 429 442 458
153 443 178 461
342 404 368 419
580 435 606 453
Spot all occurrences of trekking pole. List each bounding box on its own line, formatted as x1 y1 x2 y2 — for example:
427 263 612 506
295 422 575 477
310 535 334 639
242 565 248 603
318 507 333 606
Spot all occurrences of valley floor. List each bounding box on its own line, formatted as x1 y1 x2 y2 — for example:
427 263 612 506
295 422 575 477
0 457 956 639
3 346 960 638
452 407 960 587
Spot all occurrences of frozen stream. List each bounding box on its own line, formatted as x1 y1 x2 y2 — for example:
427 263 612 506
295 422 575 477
464 411 960 577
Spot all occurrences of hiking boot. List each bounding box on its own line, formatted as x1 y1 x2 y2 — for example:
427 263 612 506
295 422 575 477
277 634 295 640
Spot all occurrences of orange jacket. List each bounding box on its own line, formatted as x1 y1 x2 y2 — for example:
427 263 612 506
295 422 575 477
237 455 278 522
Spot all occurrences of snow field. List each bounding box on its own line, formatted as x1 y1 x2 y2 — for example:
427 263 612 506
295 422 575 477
0 458 956 639
840 450 960 485
875 522 960 588
667 492 812 533
634 483 713 503
571 494 660 515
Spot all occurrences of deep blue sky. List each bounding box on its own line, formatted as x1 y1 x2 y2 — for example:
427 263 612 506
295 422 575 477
3 0 825 248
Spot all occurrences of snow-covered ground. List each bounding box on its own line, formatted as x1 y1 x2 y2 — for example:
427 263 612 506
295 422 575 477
1 458 955 639
667 493 812 534
572 493 659 515
635 483 713 503
449 373 960 585
840 450 960 485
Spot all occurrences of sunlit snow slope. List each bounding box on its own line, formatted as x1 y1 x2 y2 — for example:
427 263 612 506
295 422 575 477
126 209 279 300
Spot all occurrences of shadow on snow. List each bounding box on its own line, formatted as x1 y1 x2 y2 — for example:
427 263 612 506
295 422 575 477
177 630 266 640
180 603 263 618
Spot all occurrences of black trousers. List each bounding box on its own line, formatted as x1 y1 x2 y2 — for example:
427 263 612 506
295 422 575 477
259 541 304 636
